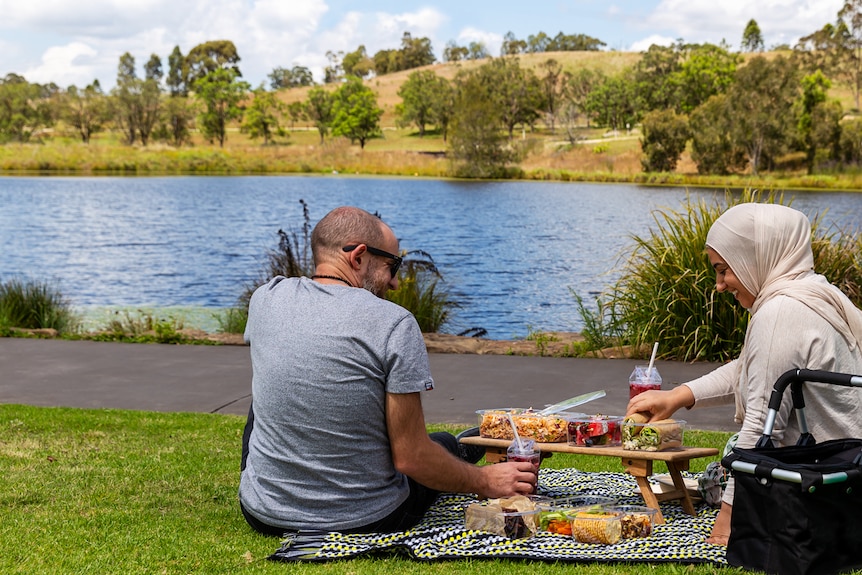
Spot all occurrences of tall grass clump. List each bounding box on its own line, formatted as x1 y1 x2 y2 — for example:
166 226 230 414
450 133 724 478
579 189 862 362
0 278 79 334
386 250 460 333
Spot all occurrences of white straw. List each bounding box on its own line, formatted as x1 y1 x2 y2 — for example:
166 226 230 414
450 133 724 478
507 413 524 451
647 342 659 373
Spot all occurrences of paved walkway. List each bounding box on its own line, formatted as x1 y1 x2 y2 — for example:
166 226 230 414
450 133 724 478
0 338 738 431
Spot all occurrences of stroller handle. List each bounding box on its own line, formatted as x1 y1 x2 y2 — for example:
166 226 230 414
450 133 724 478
758 369 862 448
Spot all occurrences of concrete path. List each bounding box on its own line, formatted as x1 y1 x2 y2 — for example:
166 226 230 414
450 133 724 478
0 338 737 431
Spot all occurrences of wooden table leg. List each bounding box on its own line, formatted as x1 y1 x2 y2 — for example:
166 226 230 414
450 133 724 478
620 457 665 524
666 461 697 516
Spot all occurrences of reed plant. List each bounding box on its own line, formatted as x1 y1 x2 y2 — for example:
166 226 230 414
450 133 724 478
580 190 862 362
0 278 79 334
386 250 459 333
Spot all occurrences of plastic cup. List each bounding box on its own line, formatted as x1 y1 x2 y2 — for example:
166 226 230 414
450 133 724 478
629 365 662 399
506 439 541 493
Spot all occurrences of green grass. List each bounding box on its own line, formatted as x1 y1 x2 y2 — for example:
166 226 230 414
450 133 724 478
0 404 736 574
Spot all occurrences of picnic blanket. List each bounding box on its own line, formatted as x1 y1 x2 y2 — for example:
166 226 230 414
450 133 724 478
269 468 728 565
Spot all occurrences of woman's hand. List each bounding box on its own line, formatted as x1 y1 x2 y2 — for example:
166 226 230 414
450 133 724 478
625 385 695 421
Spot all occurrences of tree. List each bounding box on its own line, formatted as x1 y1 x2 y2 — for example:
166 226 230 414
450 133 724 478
186 40 242 85
430 78 455 141
62 81 107 143
137 54 163 145
728 55 799 173
526 31 551 53
640 109 690 172
467 42 490 60
342 45 375 78
448 69 514 178
242 85 286 144
323 50 343 83
689 94 743 174
396 70 442 136
194 68 250 147
539 59 563 133
546 32 606 52
155 94 195 146
268 66 314 89
330 77 383 149
0 75 53 142
585 71 639 132
561 68 603 132
400 32 436 69
741 19 765 52
113 52 140 144
443 41 469 62
166 46 188 96
501 31 527 55
304 87 334 143
675 43 740 113
838 0 862 109
634 43 683 112
286 101 306 128
796 70 838 173
476 57 543 140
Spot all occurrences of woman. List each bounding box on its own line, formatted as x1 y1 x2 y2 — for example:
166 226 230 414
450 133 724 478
626 202 862 545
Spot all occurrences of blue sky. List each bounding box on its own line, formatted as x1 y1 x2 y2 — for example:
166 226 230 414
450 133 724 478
0 0 844 89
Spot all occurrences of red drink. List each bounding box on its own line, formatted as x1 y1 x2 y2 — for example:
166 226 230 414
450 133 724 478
629 380 661 399
506 441 541 493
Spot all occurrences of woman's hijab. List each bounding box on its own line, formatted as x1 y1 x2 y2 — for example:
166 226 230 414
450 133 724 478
706 203 862 351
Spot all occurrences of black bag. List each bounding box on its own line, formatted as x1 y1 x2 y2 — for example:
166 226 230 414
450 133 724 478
721 369 862 575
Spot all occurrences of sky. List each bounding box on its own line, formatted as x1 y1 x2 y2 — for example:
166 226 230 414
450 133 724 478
0 0 846 90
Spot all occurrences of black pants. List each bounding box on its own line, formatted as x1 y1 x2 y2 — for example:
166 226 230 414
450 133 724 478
240 403 461 536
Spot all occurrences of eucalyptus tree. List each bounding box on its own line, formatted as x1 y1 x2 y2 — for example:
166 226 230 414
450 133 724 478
113 52 140 144
304 86 334 143
268 66 314 89
166 46 188 96
0 74 53 142
501 31 527 55
194 67 250 147
186 40 242 85
476 57 543 140
675 43 740 113
640 109 690 172
62 81 107 143
342 45 374 78
539 58 563 133
584 70 639 133
396 69 443 136
242 85 286 145
741 19 765 52
443 41 469 62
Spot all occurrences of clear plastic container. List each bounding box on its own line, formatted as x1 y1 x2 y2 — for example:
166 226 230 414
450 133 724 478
464 494 551 539
537 496 616 535
567 508 623 544
566 414 624 447
608 505 658 538
476 409 569 442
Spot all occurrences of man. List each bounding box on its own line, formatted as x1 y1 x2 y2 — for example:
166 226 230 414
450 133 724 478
239 206 536 536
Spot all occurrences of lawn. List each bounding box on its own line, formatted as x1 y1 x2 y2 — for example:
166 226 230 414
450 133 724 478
0 403 743 574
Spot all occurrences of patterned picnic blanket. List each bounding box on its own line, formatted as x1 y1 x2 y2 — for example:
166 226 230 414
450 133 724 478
269 468 728 565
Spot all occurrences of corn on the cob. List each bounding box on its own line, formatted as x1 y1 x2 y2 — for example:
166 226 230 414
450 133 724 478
570 511 621 544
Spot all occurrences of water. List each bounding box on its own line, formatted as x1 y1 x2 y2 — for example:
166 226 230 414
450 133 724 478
1 175 860 339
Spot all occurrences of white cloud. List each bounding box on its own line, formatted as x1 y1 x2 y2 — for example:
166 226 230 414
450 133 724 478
645 0 844 49
456 26 503 56
629 34 676 52
24 42 99 87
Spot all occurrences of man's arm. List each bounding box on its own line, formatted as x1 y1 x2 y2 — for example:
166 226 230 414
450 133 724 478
386 392 537 499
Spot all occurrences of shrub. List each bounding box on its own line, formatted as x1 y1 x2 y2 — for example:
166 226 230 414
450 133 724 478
0 278 79 334
640 109 690 172
579 189 862 362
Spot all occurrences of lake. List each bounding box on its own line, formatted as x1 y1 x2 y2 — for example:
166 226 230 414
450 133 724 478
1 175 860 339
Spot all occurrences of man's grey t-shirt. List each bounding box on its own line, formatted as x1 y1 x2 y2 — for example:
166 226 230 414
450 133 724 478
239 276 434 531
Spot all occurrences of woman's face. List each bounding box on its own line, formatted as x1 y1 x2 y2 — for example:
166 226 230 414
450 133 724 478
707 247 756 309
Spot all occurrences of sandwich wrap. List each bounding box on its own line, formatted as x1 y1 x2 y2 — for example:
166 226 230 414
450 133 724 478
622 416 682 451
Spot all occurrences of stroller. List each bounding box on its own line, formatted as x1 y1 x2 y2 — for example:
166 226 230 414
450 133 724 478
721 369 862 575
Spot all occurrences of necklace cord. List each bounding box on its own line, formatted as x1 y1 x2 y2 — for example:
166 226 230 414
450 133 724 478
311 274 353 288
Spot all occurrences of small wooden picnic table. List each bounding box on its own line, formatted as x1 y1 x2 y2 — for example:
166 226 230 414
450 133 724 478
458 436 719 524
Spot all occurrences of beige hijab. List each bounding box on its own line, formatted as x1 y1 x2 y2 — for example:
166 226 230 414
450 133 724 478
706 203 862 351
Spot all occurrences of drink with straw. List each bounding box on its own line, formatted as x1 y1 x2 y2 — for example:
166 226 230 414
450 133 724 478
505 414 541 493
629 342 662 399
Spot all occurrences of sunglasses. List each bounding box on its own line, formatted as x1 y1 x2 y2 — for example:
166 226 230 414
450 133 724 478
342 244 403 278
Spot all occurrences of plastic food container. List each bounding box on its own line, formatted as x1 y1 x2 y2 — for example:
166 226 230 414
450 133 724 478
567 508 623 544
608 505 658 538
621 418 686 451
537 496 616 535
464 494 551 539
566 415 624 447
476 409 569 442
